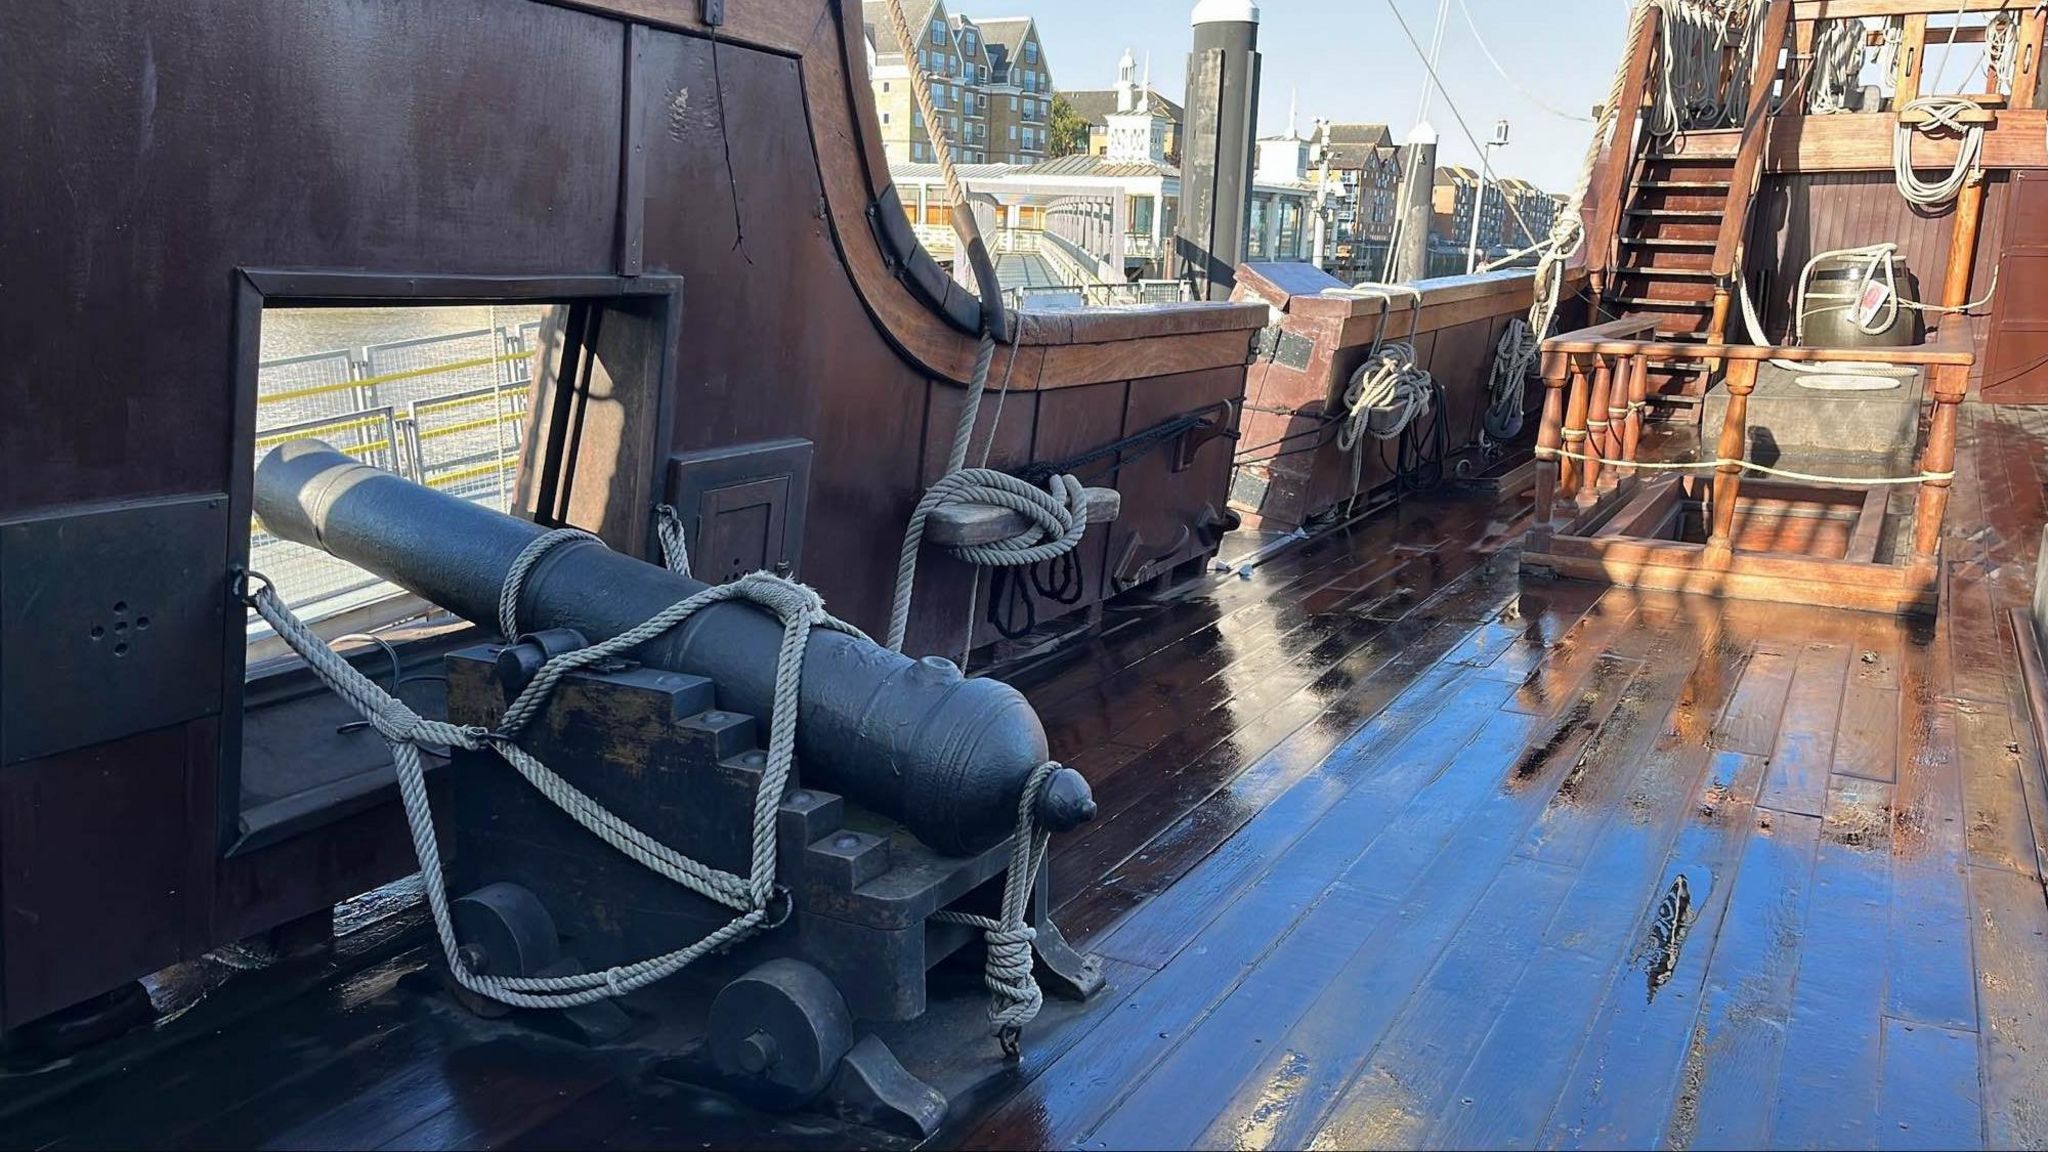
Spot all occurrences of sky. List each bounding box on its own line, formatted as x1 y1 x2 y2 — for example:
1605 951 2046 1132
1019 0 1635 192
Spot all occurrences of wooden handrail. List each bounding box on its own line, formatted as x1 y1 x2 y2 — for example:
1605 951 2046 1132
1584 6 1664 286
1710 0 1796 282
1540 332 1974 365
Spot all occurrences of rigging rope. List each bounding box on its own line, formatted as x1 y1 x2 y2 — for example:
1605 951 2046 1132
1471 0 1657 444
1452 0 1595 123
1807 18 1869 115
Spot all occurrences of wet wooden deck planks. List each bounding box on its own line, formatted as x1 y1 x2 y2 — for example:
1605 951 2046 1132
8 406 2048 1151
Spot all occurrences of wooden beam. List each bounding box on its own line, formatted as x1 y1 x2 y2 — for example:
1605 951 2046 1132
1898 14 1928 103
1541 327 1976 364
2015 8 2048 111
1793 0 2033 17
1706 359 1759 566
1943 175 1988 308
1912 363 1968 564
1585 5 1663 281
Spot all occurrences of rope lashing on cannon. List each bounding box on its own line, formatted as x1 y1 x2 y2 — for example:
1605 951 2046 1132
243 534 866 1011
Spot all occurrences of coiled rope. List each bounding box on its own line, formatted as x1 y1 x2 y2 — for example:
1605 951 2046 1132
932 760 1059 1053
879 0 1089 660
241 533 863 1010
1338 345 1435 451
1894 95 1984 208
1648 0 1769 140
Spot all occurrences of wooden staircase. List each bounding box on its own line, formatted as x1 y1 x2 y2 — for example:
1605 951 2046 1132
1585 1 1794 404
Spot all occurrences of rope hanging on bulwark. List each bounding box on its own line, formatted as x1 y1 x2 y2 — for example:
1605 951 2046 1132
1894 95 1985 209
874 0 1083 1052
878 0 1088 662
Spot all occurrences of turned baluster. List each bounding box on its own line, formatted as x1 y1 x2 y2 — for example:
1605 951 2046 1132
1603 355 1633 489
1534 357 1570 529
1912 364 1967 565
1579 355 1613 507
1558 356 1593 503
1705 359 1757 566
1621 354 1648 477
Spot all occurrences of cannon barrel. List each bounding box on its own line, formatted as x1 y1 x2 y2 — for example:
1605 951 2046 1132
253 441 1094 856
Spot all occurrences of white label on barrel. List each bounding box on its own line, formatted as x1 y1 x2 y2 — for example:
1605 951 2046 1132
1851 279 1891 327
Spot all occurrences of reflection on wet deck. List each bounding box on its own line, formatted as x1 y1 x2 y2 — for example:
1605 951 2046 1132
2 406 2044 1150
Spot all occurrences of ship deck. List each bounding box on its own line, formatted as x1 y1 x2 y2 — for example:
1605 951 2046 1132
4 406 2047 1150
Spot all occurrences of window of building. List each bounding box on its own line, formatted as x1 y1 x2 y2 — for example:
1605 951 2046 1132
882 112 891 125
1009 95 1018 112
1023 41 1037 63
1009 124 1018 141
882 82 891 93
931 18 946 45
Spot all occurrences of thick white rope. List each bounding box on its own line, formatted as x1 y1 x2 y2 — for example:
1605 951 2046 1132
1338 345 1435 450
1535 443 1953 485
860 17 1072 1038
1894 95 1984 209
1649 0 1769 139
654 504 690 576
932 760 1059 1052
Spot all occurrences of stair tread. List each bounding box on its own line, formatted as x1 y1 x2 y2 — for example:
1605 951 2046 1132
1620 237 1716 248
1626 208 1723 218
1634 180 1733 190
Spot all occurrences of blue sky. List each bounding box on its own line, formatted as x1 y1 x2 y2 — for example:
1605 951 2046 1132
1022 0 1634 191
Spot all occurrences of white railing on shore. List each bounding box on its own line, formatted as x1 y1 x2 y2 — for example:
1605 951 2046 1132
253 324 539 626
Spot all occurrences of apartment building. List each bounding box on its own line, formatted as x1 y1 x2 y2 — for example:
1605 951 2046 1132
1432 164 1511 254
1496 178 1562 248
862 2 1054 167
1308 122 1402 246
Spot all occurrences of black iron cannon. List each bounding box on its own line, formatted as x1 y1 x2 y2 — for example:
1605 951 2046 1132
253 440 1094 857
